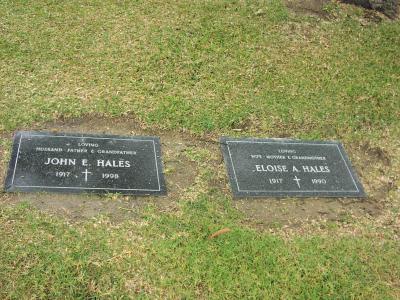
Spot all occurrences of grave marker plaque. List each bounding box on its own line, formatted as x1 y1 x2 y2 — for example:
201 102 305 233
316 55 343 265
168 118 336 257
220 137 365 198
5 131 166 195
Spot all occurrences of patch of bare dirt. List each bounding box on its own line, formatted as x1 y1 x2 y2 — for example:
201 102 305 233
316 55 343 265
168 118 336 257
235 197 382 228
284 0 330 16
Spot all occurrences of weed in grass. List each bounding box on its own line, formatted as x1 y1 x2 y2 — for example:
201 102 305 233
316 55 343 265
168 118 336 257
184 147 213 164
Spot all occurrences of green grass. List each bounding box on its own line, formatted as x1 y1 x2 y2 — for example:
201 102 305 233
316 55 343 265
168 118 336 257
0 0 399 139
1 203 399 299
0 0 399 298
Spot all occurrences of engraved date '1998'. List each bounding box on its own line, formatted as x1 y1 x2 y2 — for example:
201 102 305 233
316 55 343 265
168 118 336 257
102 173 119 179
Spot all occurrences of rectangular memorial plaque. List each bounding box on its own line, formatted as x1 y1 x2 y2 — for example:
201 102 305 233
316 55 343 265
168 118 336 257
220 137 365 198
5 131 166 195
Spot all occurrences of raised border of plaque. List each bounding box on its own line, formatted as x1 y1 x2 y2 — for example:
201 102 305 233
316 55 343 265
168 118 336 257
4 131 167 195
220 137 366 198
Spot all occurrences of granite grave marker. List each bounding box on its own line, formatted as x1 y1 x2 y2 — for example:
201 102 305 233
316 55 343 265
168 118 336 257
220 137 365 198
5 131 166 195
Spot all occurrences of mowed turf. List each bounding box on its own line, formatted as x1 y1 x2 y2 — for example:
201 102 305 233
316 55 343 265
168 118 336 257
1 202 399 299
0 0 399 138
0 0 399 299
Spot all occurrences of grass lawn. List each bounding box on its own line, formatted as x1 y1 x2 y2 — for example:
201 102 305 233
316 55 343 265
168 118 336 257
0 0 399 298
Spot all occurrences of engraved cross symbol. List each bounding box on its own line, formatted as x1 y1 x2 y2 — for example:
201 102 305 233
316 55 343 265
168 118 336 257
293 176 301 189
82 169 92 182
